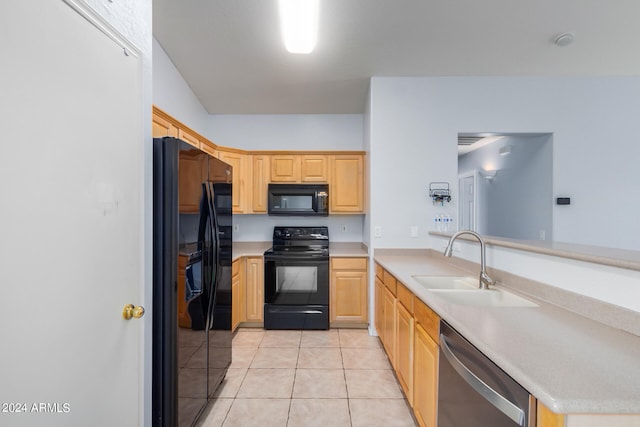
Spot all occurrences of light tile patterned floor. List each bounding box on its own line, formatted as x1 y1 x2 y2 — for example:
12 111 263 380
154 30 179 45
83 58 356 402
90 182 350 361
196 328 417 427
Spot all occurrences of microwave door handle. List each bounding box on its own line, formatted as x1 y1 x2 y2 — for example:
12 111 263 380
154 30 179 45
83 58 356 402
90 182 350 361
440 334 526 426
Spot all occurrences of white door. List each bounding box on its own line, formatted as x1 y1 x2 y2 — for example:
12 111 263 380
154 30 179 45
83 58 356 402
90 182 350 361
0 1 144 426
459 174 476 231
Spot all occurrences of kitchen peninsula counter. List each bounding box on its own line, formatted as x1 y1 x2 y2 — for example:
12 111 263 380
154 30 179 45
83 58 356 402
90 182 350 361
375 250 640 415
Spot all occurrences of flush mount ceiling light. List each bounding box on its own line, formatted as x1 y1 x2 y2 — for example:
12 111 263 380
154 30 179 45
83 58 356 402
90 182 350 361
278 0 319 54
553 32 574 47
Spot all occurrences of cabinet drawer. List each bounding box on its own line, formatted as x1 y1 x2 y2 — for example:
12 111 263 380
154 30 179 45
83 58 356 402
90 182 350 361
375 263 384 280
383 269 397 296
396 281 414 314
414 298 439 343
332 257 367 270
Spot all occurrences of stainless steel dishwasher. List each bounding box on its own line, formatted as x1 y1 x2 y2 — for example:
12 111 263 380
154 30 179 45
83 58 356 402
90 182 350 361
438 321 535 427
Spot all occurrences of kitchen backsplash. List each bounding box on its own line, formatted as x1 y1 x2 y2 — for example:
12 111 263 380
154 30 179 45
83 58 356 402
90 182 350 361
232 214 365 242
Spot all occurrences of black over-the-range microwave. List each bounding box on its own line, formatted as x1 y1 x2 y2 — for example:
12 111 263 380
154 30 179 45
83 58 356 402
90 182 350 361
267 183 329 216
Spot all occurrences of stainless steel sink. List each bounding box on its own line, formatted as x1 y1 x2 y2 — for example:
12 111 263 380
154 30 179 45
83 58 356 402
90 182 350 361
428 288 538 308
411 276 478 290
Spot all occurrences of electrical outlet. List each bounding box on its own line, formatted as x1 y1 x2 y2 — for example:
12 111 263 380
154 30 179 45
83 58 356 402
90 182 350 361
374 226 382 238
233 224 239 232
539 230 546 240
341 224 348 232
411 226 418 238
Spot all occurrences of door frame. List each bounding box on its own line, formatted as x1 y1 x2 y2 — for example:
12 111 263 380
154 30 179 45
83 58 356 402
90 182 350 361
458 170 478 232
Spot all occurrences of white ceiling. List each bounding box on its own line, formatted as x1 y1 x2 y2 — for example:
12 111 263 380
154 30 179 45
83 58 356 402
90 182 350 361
153 0 640 114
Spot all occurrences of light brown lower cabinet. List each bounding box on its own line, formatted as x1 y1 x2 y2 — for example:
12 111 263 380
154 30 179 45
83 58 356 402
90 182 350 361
375 263 438 427
382 286 397 367
330 257 368 325
244 257 264 323
413 322 438 427
395 301 414 406
231 258 243 331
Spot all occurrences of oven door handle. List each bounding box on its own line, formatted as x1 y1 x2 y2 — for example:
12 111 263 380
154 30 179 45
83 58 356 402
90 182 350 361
268 308 324 314
264 255 327 262
440 334 526 426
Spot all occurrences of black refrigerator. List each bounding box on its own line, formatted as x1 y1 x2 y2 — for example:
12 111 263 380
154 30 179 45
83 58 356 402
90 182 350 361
152 137 233 427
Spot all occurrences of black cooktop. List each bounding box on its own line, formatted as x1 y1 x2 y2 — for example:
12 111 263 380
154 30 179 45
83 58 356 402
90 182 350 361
265 226 329 257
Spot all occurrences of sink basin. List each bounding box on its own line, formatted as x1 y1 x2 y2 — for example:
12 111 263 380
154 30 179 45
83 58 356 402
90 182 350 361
411 276 478 290
428 288 538 308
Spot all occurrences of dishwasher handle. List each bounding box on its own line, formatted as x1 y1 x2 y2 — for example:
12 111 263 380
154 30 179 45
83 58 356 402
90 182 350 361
440 334 526 426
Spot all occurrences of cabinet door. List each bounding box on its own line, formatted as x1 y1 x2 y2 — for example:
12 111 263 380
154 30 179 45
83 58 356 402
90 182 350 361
252 155 270 213
152 112 177 138
177 128 200 148
271 155 300 182
218 150 247 213
301 155 328 182
200 141 217 157
330 155 364 213
178 149 207 213
375 276 385 340
231 259 243 331
382 286 397 367
413 323 438 427
330 258 368 324
245 257 264 322
396 301 414 405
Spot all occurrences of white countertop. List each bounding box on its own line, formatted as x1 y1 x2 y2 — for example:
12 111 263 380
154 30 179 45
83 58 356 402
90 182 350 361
375 251 640 415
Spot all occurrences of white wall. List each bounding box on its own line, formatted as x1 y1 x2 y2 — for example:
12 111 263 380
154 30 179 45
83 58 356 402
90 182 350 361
369 76 640 251
233 215 364 242
207 114 363 150
153 38 210 136
368 76 640 313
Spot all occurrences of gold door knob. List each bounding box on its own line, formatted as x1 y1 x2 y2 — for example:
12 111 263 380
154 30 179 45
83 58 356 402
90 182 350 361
123 304 145 320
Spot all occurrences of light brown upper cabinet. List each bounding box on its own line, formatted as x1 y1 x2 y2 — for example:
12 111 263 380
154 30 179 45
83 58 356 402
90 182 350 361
178 148 207 213
270 155 300 182
177 128 200 149
152 112 177 138
152 107 366 215
251 155 270 213
330 155 364 213
301 155 328 182
200 141 217 157
217 149 247 214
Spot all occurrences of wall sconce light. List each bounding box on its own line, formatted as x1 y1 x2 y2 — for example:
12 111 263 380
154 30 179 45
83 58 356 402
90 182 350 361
499 145 512 156
480 170 497 181
278 0 320 54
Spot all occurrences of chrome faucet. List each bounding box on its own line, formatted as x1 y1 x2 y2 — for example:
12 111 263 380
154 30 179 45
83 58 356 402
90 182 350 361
443 230 495 290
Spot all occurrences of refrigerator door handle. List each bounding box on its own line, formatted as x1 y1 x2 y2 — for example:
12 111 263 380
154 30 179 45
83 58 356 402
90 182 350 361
204 181 220 330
